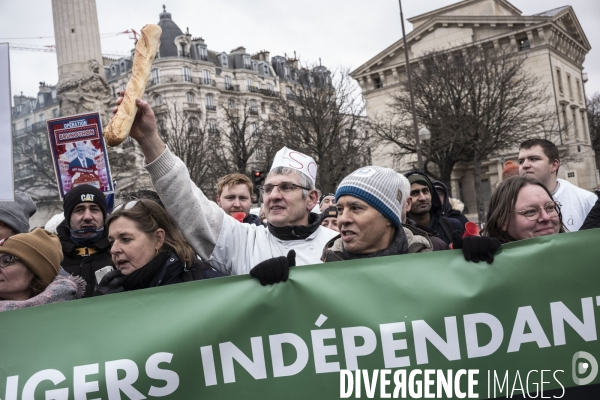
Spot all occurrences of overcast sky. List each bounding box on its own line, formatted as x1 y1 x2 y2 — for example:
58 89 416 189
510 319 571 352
1 0 599 102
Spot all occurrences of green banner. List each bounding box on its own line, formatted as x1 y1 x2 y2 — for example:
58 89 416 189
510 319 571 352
1 230 599 399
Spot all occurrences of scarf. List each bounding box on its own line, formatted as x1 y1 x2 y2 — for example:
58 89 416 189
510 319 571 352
0 275 86 312
342 228 409 260
268 213 321 240
122 251 170 291
70 227 105 246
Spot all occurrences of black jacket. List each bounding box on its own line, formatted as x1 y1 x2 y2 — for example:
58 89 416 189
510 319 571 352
405 172 464 245
432 180 470 227
244 213 264 226
581 197 600 230
57 219 114 298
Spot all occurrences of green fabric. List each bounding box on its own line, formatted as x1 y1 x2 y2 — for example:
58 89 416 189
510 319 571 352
0 230 598 399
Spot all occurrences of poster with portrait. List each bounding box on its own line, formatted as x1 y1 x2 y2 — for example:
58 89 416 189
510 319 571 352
46 112 114 199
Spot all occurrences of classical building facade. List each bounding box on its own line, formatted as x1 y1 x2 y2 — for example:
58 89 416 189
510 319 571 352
351 0 597 215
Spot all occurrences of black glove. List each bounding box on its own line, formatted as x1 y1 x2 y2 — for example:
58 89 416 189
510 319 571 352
452 231 501 264
95 269 126 296
250 250 296 286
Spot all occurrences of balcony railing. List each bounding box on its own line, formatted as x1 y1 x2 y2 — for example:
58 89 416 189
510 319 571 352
249 109 259 116
259 89 278 98
201 78 215 87
286 93 296 101
179 51 191 58
147 74 198 87
248 85 259 93
206 105 217 112
208 128 219 135
220 83 240 92
198 54 208 61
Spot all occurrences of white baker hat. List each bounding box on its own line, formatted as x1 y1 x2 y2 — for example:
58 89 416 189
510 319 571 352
270 146 317 184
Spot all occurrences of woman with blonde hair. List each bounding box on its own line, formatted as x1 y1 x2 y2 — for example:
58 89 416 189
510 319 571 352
96 200 223 295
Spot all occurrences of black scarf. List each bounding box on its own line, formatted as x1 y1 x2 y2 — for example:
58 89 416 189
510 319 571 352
342 228 408 260
122 251 170 291
267 213 321 240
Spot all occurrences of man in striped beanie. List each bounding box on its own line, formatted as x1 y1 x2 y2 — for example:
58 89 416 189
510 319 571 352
321 166 432 262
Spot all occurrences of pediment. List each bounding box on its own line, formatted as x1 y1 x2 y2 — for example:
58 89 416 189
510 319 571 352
408 0 521 29
549 8 590 50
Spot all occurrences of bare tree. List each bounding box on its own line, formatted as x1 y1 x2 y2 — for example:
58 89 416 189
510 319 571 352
371 45 556 223
267 65 369 193
587 92 600 169
155 99 228 199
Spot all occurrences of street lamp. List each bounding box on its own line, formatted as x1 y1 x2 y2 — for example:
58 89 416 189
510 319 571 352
397 0 423 171
419 127 431 141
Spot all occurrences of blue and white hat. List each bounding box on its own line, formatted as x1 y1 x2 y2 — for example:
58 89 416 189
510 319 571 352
335 166 406 228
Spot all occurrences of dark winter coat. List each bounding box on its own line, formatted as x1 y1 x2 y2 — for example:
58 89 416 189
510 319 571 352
406 218 449 251
433 180 469 227
405 172 464 245
244 213 264 226
581 197 600 230
57 219 114 298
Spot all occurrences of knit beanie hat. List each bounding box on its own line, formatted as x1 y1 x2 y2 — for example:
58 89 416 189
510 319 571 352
0 191 37 234
407 173 433 193
0 228 63 285
335 166 405 228
502 160 520 180
318 206 338 224
319 193 335 207
63 185 107 226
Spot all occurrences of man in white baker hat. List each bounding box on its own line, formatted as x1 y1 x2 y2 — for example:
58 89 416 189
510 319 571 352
111 95 337 277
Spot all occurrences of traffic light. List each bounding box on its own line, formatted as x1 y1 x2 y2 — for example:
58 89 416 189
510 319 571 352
252 170 265 203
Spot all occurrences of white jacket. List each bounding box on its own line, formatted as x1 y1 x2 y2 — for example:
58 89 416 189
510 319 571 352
146 148 338 276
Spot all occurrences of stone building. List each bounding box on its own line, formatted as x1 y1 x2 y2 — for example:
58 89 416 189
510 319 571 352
350 0 597 216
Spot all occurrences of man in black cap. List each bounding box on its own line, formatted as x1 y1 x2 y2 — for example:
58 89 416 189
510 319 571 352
405 171 464 245
57 184 113 297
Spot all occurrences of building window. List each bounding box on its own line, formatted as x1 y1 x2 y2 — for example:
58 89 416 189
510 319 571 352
251 122 258 137
224 76 232 90
517 38 530 51
197 45 208 61
202 70 211 85
183 67 192 83
243 55 251 69
576 79 583 104
227 98 235 109
52 109 59 118
120 61 126 74
572 108 578 139
566 74 573 99
38 113 44 122
51 89 57 100
221 54 228 67
24 118 30 128
374 76 383 89
252 61 258 72
186 92 195 103
263 64 269 75
250 100 257 111
120 83 127 92
206 94 215 111
208 121 218 135
247 78 256 92
112 86 116 97
266 83 273 92
155 94 162 106
111 65 117 75
151 69 160 85
256 81 261 90
556 68 563 95
284 65 290 79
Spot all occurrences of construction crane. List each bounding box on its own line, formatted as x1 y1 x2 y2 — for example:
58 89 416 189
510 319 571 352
7 29 138 59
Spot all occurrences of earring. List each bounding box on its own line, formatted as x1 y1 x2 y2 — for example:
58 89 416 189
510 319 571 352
155 247 159 255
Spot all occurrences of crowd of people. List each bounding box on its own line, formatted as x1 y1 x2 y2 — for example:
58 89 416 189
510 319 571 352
0 95 598 311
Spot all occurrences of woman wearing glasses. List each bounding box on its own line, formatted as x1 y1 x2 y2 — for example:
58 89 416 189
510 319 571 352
0 228 85 311
482 175 565 243
96 200 223 295
454 175 564 264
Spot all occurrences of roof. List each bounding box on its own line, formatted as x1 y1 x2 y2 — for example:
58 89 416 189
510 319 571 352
532 6 569 17
157 6 184 58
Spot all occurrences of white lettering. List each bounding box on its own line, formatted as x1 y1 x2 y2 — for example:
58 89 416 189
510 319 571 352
220 337 267 383
200 346 218 386
311 329 340 373
342 326 377 370
269 333 309 377
463 313 504 358
22 369 68 400
508 306 551 352
105 359 146 400
413 317 461 364
73 364 100 400
145 352 179 397
550 298 597 345
380 322 410 368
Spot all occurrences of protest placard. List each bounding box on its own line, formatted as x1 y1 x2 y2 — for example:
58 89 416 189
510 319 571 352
0 43 14 202
46 112 114 199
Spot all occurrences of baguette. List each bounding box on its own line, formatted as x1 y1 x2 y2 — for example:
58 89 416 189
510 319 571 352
104 24 162 146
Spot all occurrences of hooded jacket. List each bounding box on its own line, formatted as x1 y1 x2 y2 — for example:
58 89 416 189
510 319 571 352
57 219 114 298
405 172 464 244
432 180 470 227
145 147 338 276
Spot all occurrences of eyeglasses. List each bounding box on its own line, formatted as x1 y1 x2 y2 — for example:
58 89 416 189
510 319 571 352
514 201 561 221
260 182 311 195
113 200 151 213
0 255 20 268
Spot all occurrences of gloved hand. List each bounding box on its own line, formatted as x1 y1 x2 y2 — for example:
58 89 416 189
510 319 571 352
95 269 126 296
250 250 296 286
452 231 501 264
